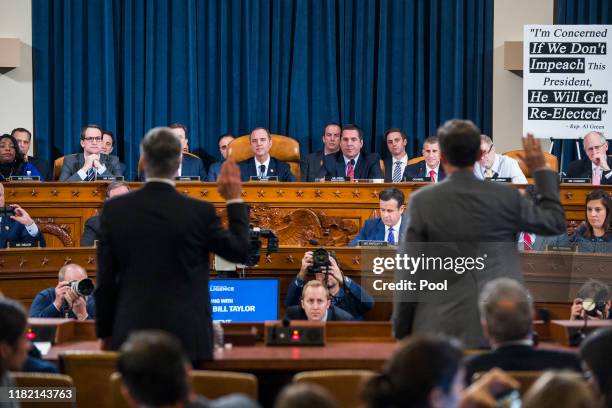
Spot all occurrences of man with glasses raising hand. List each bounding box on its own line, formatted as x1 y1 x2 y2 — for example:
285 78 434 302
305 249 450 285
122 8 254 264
567 131 612 185
59 124 123 181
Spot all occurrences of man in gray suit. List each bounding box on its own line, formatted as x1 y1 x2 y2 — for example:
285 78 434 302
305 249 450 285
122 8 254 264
393 119 566 348
59 125 123 181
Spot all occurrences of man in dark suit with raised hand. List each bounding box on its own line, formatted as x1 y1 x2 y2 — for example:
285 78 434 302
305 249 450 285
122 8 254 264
318 124 382 180
95 127 249 365
394 119 566 348
566 131 612 185
238 127 295 182
301 122 341 181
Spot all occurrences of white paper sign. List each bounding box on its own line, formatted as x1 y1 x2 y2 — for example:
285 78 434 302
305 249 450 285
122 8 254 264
523 25 611 139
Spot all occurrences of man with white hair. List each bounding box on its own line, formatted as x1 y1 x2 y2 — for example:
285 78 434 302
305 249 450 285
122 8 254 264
567 131 612 185
473 135 527 184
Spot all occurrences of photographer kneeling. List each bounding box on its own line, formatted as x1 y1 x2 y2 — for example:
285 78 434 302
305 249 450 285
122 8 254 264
29 263 95 320
284 250 374 320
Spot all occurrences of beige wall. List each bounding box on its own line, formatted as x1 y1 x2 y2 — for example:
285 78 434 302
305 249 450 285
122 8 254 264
0 0 33 151
492 0 554 153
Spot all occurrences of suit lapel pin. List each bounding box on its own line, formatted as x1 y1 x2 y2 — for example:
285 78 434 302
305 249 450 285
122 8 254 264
270 169 274 173
5 226 9 230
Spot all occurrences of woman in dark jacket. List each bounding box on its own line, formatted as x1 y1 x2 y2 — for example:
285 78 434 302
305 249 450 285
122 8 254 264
0 134 43 181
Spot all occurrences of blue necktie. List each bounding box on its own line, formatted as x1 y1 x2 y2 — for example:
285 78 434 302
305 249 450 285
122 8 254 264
387 228 395 245
86 167 96 182
392 161 402 182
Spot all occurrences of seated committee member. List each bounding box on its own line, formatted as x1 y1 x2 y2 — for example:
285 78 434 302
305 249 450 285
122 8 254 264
301 122 341 182
81 181 131 246
169 123 208 180
284 280 353 321
0 183 45 248
29 263 95 320
101 130 127 177
464 278 581 383
349 187 405 246
570 279 611 321
567 131 612 185
383 128 408 182
11 127 52 181
0 133 43 181
59 124 123 181
402 136 446 182
317 124 382 180
207 133 235 181
284 251 374 320
238 127 296 181
474 134 527 184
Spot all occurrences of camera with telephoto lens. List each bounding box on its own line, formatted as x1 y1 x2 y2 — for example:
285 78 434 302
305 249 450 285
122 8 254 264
581 298 607 318
246 227 279 267
68 278 95 297
309 248 336 274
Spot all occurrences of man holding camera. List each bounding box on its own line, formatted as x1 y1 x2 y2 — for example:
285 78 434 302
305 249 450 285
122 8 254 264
284 250 374 320
570 279 611 320
29 264 95 320
0 183 45 248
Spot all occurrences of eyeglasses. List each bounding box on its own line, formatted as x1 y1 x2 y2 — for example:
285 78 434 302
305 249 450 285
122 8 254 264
586 143 606 153
481 144 494 155
83 137 102 142
220 145 229 150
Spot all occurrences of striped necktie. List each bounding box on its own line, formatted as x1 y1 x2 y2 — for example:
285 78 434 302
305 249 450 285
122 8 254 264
86 167 96 182
392 161 402 182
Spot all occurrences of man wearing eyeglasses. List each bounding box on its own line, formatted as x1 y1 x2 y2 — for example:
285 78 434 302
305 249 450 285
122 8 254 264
59 124 123 181
567 131 612 185
473 135 527 184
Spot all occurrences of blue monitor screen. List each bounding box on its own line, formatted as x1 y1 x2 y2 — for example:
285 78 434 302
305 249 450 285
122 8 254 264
210 279 279 322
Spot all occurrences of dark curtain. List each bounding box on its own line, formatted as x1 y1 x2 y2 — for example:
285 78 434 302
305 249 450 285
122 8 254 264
554 0 611 171
33 0 493 180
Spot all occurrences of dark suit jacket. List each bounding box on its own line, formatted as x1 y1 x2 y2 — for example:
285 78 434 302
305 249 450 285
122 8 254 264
95 182 250 362
80 215 100 246
283 305 354 321
464 344 582 383
394 170 566 348
318 151 382 180
0 216 46 249
29 156 52 181
402 161 446 181
238 157 296 182
383 155 410 182
181 154 208 180
566 157 612 184
29 287 96 320
301 151 325 181
59 153 123 181
348 218 403 246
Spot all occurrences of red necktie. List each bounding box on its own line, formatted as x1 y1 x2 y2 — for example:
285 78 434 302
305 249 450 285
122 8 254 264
523 233 533 251
346 160 355 179
429 169 436 183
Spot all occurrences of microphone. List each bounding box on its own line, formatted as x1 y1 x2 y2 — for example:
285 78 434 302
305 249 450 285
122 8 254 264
492 171 499 179
308 239 320 246
259 164 266 177
349 159 355 166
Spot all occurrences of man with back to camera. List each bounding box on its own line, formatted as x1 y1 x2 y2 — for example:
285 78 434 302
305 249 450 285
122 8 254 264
11 127 52 181
473 135 528 184
383 128 409 183
29 263 95 320
168 123 208 180
284 280 353 321
284 250 374 320
394 119 566 348
0 183 45 248
59 124 123 181
402 136 446 182
95 127 249 365
238 127 296 182
566 131 612 185
317 124 382 180
207 133 235 181
301 122 341 181
349 187 405 246
80 181 131 246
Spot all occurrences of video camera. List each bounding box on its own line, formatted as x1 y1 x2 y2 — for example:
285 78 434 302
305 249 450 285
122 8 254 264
245 227 279 267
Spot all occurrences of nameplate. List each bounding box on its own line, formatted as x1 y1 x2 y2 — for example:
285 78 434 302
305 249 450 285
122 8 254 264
8 242 39 248
97 175 124 181
561 177 590 184
357 240 389 247
323 176 350 182
403 176 431 182
546 244 577 252
175 176 200 181
9 176 41 181
487 177 512 183
352 178 385 184
249 176 279 182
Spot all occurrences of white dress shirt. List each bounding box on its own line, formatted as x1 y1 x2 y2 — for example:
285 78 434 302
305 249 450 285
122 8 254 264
473 154 528 184
384 219 402 245
254 156 271 177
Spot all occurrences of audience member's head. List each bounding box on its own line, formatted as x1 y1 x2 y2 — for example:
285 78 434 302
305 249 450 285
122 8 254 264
340 124 363 160
11 127 32 157
217 133 234 160
301 280 331 321
0 133 25 167
362 336 464 408
584 189 612 238
0 297 29 374
580 328 612 407
522 371 594 408
385 128 407 160
378 187 406 229
58 263 88 284
106 181 130 199
422 136 441 169
101 130 115 155
275 383 337 408
169 123 189 152
249 127 272 162
141 127 182 179
437 119 481 169
322 123 341 154
479 278 533 345
478 135 496 170
118 330 190 408
583 131 608 166
80 124 104 155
